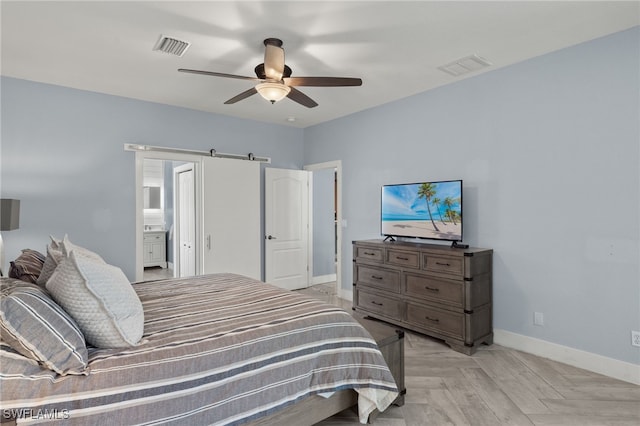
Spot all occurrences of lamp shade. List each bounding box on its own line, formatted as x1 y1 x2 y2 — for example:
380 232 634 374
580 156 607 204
256 82 291 103
0 199 20 231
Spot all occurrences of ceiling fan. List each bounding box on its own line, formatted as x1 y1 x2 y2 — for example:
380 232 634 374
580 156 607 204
178 38 362 108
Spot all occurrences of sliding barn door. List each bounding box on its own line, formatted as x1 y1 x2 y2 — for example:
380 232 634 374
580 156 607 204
202 157 260 280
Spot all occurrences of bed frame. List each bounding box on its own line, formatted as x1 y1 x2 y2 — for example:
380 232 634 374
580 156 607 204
248 390 358 425
0 391 359 426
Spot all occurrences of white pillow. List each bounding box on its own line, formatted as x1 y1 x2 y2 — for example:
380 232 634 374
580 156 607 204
46 251 144 348
60 234 105 263
37 235 105 286
36 236 64 286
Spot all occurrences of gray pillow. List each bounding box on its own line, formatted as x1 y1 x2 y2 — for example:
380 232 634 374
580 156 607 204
0 278 89 375
9 249 46 284
46 251 144 348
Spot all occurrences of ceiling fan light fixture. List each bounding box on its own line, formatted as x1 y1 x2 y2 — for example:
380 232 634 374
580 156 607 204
256 82 290 104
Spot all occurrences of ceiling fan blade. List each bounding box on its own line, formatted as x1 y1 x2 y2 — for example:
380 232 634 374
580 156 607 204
283 77 362 87
287 87 318 108
264 44 285 80
178 68 262 82
224 87 258 104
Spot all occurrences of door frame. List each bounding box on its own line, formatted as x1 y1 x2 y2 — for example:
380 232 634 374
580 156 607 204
134 151 202 282
304 160 342 298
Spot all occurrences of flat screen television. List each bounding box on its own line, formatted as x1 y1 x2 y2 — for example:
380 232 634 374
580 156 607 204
381 179 463 243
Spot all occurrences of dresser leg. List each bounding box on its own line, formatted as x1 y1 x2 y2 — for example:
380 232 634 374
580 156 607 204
483 333 494 346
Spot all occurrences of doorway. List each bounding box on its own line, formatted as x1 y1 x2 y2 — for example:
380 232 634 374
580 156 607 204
264 162 342 295
135 150 261 283
135 151 201 283
305 161 342 298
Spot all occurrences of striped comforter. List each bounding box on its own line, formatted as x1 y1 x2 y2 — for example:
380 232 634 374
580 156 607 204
1 273 398 425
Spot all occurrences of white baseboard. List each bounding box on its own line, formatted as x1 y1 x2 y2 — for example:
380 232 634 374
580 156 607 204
339 288 353 302
311 274 336 285
494 329 640 385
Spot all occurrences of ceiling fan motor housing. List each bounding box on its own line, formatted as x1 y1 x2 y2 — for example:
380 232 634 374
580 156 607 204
263 38 283 48
254 63 292 80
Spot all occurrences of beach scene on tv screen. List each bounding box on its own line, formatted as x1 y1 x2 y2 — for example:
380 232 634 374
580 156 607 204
382 181 462 241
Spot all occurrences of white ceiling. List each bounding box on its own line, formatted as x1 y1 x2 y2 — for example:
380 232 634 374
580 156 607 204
1 1 638 128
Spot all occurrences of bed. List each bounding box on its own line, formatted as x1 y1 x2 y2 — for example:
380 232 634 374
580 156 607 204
1 271 399 425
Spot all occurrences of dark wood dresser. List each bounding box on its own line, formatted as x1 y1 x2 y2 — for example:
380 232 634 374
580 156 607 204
352 239 493 355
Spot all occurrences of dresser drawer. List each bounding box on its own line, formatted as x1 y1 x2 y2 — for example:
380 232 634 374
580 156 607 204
404 273 463 308
422 254 463 276
387 249 419 269
355 265 400 293
355 246 384 262
406 303 464 339
357 290 402 318
143 232 165 242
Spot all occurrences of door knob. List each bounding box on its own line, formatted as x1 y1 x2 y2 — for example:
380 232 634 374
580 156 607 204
266 235 277 240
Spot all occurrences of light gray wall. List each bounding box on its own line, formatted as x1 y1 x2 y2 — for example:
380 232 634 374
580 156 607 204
0 77 304 280
312 167 336 277
303 28 640 365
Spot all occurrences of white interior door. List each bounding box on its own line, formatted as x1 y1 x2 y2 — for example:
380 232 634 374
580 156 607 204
202 157 260 279
176 165 196 277
265 167 310 290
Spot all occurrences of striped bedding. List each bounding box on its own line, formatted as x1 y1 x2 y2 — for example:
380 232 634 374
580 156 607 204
1 273 398 425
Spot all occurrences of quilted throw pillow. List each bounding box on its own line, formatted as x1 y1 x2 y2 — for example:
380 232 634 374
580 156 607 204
46 251 144 348
0 278 89 375
36 237 64 286
37 235 105 286
60 234 105 263
9 249 45 284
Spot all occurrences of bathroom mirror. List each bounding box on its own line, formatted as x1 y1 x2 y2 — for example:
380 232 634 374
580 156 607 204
144 186 161 209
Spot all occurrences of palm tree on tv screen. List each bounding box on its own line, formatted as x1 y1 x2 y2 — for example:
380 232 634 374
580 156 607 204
432 197 446 224
443 196 459 225
417 183 439 231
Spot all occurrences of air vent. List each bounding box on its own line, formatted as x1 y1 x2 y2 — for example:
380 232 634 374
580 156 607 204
153 35 191 57
438 54 492 77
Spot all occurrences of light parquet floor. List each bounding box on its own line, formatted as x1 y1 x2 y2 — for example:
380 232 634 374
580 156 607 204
297 284 640 426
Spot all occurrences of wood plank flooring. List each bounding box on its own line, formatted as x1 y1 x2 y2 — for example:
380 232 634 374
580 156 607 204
297 284 640 426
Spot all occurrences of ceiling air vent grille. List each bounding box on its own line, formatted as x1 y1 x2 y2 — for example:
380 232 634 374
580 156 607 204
153 35 191 57
438 54 492 77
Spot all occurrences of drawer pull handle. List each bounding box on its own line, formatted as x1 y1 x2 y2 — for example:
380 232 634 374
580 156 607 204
364 251 376 256
371 301 384 306
425 316 440 323
424 286 440 292
396 256 409 261
371 275 383 280
435 262 451 267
